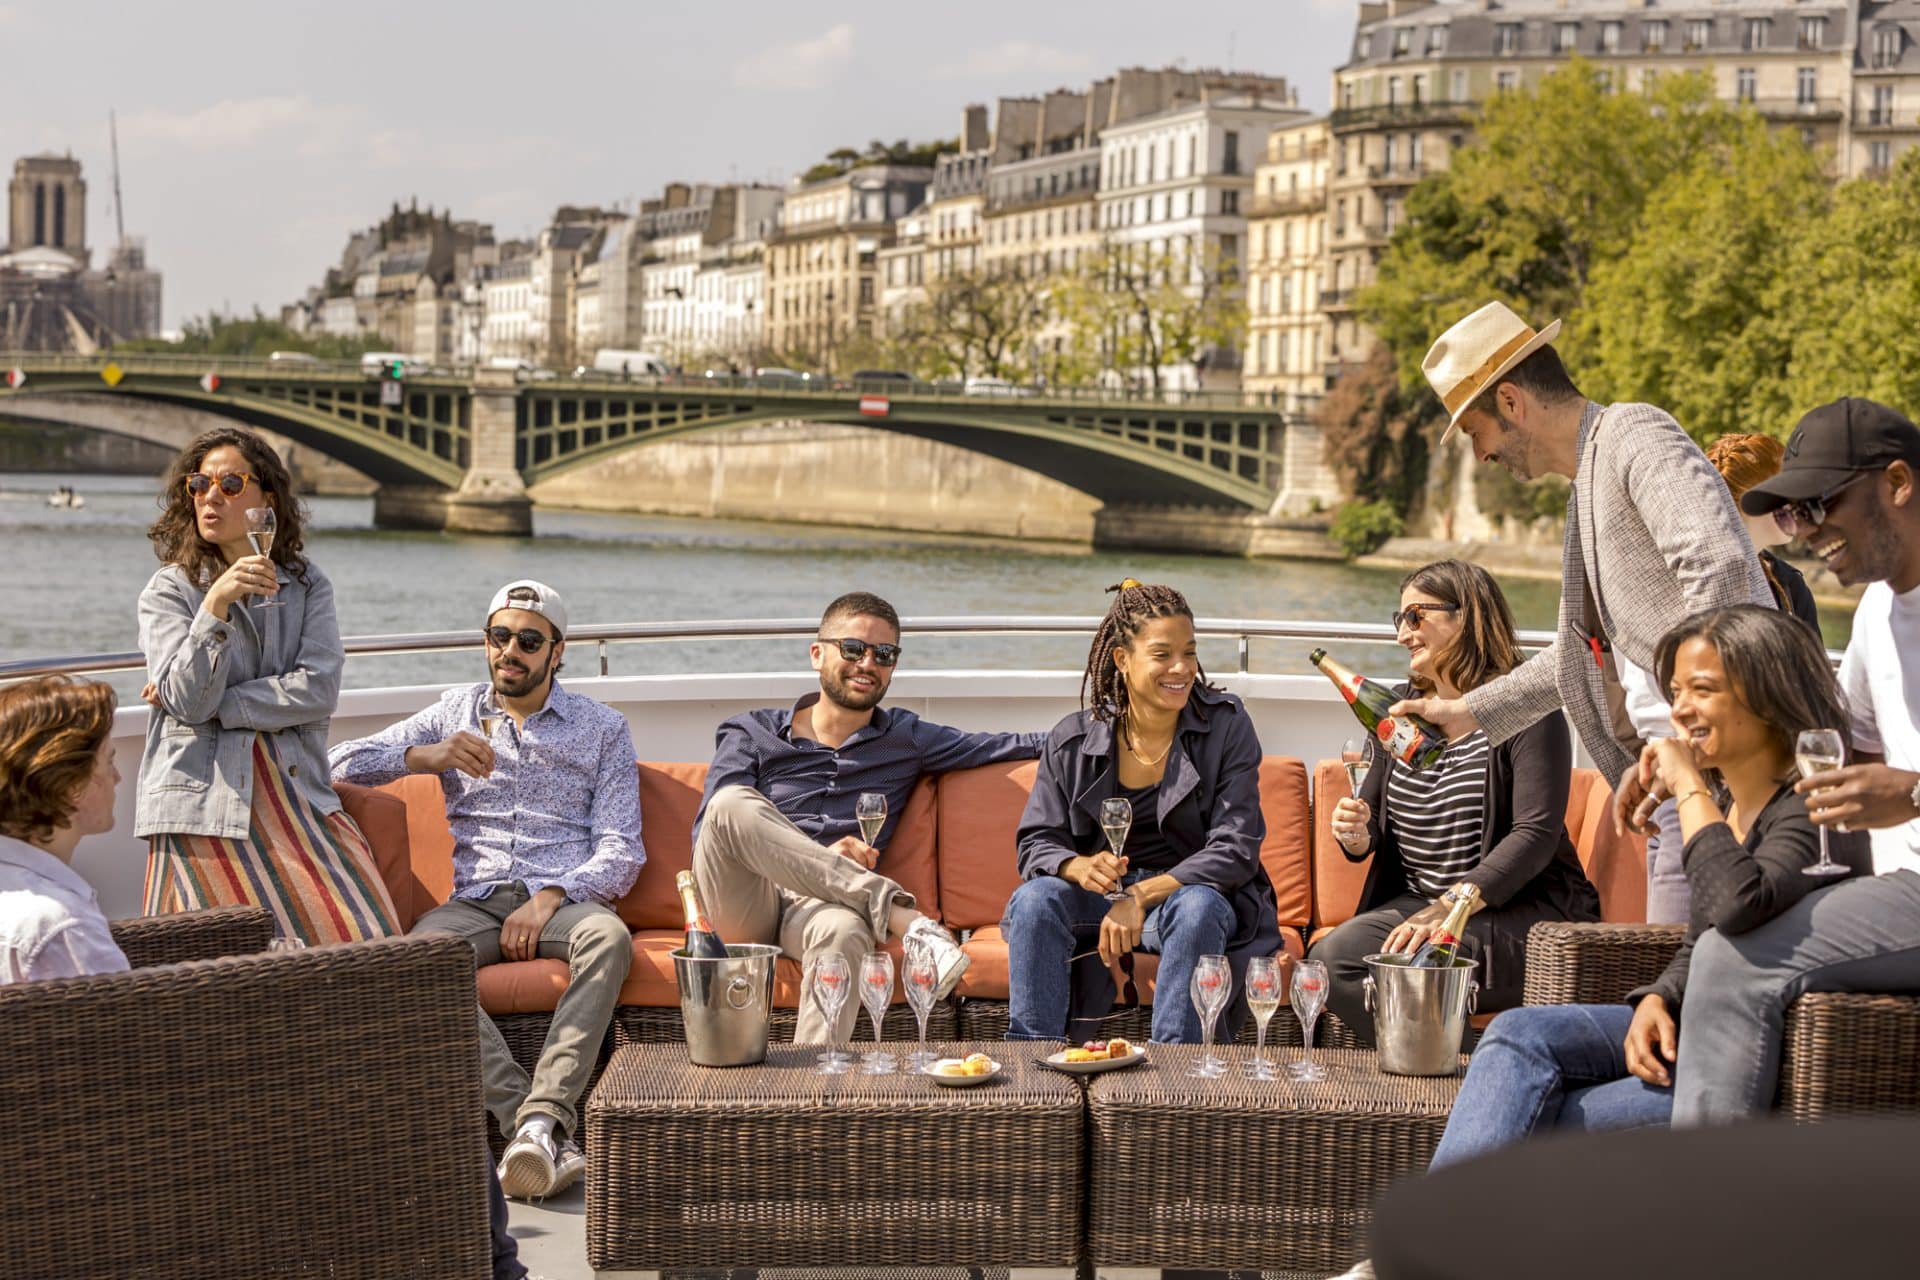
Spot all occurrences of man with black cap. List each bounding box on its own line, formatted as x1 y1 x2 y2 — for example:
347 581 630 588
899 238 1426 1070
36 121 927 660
1669 397 1920 1125
331 579 644 1200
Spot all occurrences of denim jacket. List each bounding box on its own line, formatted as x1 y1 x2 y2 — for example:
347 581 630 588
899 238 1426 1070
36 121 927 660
134 560 345 840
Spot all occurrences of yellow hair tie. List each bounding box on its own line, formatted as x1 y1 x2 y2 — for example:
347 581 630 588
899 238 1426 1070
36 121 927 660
1119 577 1143 590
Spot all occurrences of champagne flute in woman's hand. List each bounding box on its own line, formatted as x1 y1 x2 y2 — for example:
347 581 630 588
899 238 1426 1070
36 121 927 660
244 507 281 608
1097 796 1133 902
1341 737 1370 796
1795 729 1851 877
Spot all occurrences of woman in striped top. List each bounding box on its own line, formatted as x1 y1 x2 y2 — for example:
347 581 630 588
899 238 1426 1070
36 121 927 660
1307 560 1600 1046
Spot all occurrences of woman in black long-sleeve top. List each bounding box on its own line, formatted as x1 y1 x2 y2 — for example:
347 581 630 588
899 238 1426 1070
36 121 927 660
1309 560 1601 1046
1003 581 1279 1044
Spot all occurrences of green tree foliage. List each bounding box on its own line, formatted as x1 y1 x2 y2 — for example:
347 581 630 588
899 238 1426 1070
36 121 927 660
1055 241 1246 393
1359 63 1747 393
1580 112 1830 442
801 138 959 183
1313 347 1443 512
1329 498 1404 558
1772 148 1920 422
116 311 389 360
885 267 1054 379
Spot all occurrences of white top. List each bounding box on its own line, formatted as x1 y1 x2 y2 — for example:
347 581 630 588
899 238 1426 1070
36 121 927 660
0 834 130 984
1839 581 1920 875
1615 654 1676 744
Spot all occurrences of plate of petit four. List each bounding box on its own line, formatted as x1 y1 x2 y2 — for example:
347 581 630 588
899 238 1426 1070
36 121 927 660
1042 1038 1147 1075
925 1053 1002 1086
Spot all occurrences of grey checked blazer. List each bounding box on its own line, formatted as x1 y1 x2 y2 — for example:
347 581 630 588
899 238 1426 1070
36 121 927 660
1464 401 1772 785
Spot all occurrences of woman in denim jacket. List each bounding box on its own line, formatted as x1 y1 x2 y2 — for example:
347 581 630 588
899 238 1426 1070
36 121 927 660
135 427 398 944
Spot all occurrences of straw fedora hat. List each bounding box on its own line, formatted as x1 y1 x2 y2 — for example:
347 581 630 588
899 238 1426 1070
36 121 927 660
1422 301 1563 442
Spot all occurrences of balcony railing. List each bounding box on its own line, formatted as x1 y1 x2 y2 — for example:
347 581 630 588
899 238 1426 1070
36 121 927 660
1329 102 1471 131
1249 190 1326 218
1749 96 1846 121
1366 162 1437 185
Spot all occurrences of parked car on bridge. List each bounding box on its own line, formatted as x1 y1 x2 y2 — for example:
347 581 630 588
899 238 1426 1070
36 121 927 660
586 349 670 379
485 356 556 381
359 351 430 377
752 367 813 387
962 375 1032 397
845 369 915 391
267 351 322 365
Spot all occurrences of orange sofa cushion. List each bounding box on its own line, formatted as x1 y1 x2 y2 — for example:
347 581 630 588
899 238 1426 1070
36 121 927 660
619 762 706 929
1257 758 1313 930
933 760 1038 931
333 781 424 930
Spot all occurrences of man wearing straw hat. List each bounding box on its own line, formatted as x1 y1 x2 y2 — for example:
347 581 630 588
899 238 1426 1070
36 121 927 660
1390 302 1771 923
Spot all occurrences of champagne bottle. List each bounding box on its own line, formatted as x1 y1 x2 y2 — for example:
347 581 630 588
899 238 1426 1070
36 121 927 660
1309 647 1448 771
675 871 728 960
1409 883 1480 968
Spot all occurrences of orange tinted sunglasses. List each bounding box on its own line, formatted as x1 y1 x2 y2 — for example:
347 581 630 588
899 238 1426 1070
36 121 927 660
185 472 260 499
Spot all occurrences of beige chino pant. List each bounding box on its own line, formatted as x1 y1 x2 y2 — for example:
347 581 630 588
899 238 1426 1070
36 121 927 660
413 881 632 1141
692 784 912 1044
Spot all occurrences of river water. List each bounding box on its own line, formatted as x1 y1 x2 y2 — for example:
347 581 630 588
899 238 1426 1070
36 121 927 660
6 470 1836 699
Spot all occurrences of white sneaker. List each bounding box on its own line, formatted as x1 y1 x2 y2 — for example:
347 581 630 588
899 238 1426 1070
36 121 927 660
497 1126 558 1200
1331 1259 1376 1279
904 916 970 1000
549 1136 586 1194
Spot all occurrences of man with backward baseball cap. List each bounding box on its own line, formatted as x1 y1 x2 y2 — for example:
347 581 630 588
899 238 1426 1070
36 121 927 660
331 579 644 1200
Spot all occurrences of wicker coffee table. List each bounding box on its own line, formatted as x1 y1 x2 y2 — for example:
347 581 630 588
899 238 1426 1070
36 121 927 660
1086 1046 1462 1274
586 1041 1085 1275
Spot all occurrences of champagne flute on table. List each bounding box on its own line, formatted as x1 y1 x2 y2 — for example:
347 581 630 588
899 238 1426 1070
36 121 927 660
858 950 897 1074
1289 958 1330 1082
1097 796 1133 902
1187 953 1233 1079
812 952 853 1074
244 507 281 608
1244 955 1283 1081
901 939 940 1072
856 792 887 848
1795 728 1852 878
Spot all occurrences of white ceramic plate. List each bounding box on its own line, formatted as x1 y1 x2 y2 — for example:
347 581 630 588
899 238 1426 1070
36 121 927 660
1042 1048 1149 1075
924 1057 1002 1086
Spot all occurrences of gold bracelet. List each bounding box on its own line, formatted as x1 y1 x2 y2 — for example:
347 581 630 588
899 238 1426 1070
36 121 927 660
1673 787 1714 808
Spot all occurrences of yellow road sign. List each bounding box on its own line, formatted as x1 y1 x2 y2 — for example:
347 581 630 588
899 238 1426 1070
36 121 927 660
100 363 125 387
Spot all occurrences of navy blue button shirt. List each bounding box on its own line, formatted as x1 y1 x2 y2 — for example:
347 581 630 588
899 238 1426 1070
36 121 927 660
693 694 1045 847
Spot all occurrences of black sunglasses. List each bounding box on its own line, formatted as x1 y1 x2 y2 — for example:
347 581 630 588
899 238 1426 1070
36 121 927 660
1772 471 1872 536
483 626 553 654
185 472 260 499
1392 603 1461 631
818 636 901 667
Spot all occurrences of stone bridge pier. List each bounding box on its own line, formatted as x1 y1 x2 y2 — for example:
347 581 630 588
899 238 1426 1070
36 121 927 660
370 368 532 536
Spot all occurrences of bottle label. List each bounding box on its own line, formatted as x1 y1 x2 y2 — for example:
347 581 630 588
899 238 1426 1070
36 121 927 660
1376 716 1423 762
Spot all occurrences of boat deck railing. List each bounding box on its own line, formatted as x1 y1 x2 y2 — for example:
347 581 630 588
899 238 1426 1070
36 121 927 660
0 616 1561 684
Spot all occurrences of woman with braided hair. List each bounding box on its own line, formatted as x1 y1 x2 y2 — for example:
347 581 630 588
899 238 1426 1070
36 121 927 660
1002 580 1281 1043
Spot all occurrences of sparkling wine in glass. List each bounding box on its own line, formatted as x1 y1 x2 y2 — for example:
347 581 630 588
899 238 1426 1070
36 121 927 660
1795 728 1851 878
902 939 940 1072
477 693 502 740
244 507 281 608
858 950 897 1073
1289 958 1330 1082
1244 955 1283 1081
1341 737 1370 797
1187 954 1233 1079
1097 795 1133 902
812 952 853 1074
856 792 887 847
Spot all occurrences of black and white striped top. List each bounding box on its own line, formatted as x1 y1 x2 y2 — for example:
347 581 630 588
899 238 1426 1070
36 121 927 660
1384 730 1491 897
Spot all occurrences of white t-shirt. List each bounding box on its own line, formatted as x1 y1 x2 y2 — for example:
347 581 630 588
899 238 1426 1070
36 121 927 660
1838 581 1920 875
1616 654 1676 744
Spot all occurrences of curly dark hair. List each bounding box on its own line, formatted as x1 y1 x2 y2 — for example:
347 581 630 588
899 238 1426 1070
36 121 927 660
1080 580 1219 725
148 427 310 586
0 675 117 844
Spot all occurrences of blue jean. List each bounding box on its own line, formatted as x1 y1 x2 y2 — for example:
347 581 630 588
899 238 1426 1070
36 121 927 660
1430 1004 1673 1170
1002 875 1236 1043
1644 797 1690 925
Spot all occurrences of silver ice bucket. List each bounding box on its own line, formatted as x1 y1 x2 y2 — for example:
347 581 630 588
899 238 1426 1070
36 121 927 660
674 943 780 1067
1362 953 1479 1077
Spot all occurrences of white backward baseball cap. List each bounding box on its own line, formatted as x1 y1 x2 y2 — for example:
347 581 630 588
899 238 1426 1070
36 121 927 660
487 579 568 637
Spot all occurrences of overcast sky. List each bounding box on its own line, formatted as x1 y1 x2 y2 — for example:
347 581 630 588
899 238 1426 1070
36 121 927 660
0 1 1355 327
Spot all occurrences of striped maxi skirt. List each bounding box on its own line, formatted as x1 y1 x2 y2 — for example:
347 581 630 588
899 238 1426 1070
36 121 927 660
143 735 401 945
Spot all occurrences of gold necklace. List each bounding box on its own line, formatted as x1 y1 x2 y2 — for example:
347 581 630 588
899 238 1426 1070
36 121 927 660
1123 722 1173 768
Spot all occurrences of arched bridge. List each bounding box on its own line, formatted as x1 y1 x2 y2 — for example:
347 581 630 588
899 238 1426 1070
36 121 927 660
0 354 1320 534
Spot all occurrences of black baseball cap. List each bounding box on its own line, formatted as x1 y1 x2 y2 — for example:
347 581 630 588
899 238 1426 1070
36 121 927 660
1740 397 1920 515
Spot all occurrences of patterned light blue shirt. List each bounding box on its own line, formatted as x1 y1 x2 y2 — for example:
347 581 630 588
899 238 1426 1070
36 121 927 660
329 681 644 905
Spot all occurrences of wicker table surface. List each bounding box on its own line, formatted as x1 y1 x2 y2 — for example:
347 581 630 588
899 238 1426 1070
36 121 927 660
1086 1045 1462 1273
586 1041 1086 1271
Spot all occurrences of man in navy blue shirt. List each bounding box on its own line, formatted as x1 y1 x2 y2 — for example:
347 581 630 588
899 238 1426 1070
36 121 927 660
693 592 1045 1043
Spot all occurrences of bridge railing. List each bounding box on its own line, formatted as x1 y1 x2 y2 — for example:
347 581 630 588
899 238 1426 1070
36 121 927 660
0 351 1294 412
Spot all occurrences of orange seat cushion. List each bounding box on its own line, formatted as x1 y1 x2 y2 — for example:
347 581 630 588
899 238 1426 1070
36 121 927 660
1311 757 1372 933
934 761 1038 931
1257 757 1313 930
619 762 707 929
333 781 423 930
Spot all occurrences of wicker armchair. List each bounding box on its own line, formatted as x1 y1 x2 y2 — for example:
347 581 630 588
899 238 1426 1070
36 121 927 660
0 933 491 1279
109 905 275 968
1524 920 1920 1121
